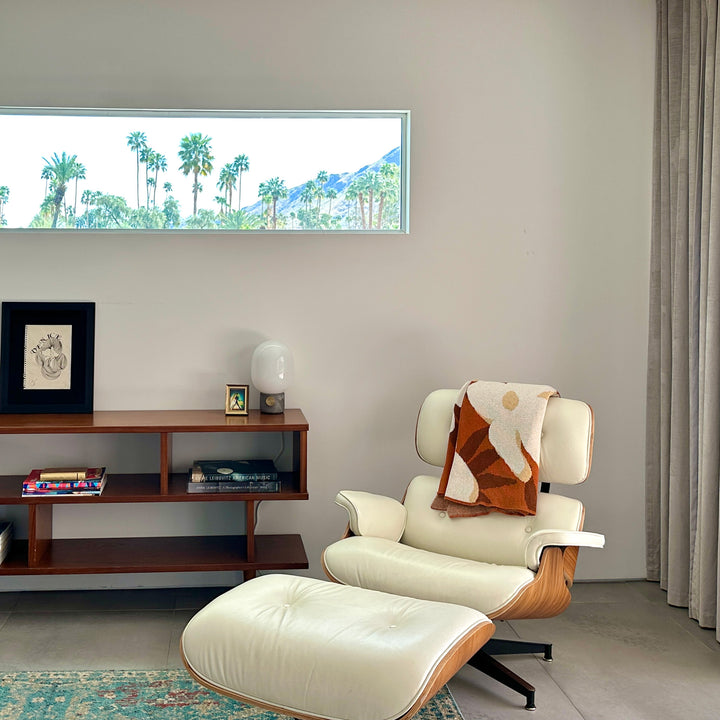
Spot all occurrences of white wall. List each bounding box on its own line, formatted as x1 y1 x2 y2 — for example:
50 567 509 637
0 0 655 589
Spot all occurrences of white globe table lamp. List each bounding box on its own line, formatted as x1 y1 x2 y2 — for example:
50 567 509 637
251 341 294 414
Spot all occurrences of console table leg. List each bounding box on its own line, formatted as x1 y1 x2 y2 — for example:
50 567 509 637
160 432 171 494
246 501 255 562
28 504 52 567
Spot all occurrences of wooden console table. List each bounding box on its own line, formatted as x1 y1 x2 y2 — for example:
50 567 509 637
0 409 309 581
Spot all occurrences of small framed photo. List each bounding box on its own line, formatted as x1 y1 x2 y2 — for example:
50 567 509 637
225 384 249 416
0 302 96 414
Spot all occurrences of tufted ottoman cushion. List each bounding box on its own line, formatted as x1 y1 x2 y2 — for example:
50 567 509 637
181 574 494 720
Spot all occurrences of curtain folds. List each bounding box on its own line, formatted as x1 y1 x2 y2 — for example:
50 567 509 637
647 0 720 641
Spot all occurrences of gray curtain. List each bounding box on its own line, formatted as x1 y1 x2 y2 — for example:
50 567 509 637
647 0 720 641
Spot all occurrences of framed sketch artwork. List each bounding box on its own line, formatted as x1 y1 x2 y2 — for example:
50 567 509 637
0 302 95 413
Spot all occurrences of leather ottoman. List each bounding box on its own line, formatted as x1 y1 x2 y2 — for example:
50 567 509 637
180 574 494 720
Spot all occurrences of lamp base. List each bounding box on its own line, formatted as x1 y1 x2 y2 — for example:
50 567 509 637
259 392 285 414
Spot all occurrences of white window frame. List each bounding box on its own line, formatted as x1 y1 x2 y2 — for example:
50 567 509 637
0 108 410 234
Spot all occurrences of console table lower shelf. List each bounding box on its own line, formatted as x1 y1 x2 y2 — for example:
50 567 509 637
0 534 307 577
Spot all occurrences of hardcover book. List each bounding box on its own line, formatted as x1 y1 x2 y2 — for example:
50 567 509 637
26 479 105 490
23 468 108 496
36 467 106 482
189 459 278 483
0 521 12 565
22 486 106 497
186 479 281 493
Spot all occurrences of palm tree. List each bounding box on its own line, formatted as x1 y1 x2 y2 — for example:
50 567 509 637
217 163 236 213
232 154 249 210
126 131 147 209
178 133 214 215
262 177 288 229
41 152 80 228
257 181 269 224
326 188 338 217
81 189 94 228
376 163 400 229
346 178 367 229
147 152 167 208
363 171 382 230
139 145 155 208
300 181 315 213
193 181 204 203
71 160 86 219
146 177 156 207
315 171 328 219
0 186 8 226
344 185 357 228
214 195 229 214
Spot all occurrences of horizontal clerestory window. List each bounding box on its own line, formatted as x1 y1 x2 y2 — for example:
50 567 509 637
0 109 409 233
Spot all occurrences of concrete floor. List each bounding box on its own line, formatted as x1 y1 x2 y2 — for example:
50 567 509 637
0 580 717 719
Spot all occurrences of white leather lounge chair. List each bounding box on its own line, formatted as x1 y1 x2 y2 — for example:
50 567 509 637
322 388 605 710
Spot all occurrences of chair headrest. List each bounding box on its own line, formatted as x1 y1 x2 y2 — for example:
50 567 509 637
415 388 594 485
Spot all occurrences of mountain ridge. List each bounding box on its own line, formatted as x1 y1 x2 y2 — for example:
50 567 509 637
243 146 401 223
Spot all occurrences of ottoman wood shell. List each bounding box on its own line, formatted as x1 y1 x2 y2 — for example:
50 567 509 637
181 574 494 720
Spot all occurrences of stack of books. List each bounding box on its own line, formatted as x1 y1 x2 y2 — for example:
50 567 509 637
187 459 280 493
0 522 12 565
22 467 108 497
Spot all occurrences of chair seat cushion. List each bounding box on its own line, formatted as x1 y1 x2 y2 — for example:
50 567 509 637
323 536 536 616
181 574 493 720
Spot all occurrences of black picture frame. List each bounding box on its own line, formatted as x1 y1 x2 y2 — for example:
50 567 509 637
0 302 95 414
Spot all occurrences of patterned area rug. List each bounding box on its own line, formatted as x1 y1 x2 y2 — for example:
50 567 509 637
0 669 464 720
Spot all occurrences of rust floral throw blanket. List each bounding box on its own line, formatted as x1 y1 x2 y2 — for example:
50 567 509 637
431 380 558 518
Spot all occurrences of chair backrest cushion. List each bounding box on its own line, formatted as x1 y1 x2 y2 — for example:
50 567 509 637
415 389 594 485
401 475 585 566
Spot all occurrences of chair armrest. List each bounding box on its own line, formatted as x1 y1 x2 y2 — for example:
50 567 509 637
334 490 407 542
524 529 605 571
